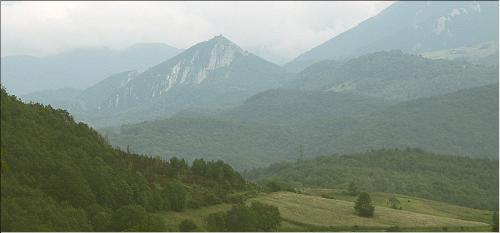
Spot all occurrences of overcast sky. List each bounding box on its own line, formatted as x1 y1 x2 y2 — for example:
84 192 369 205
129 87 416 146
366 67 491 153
1 1 394 64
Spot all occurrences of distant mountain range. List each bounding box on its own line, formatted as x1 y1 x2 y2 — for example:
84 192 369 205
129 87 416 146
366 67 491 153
285 1 499 72
24 36 292 127
287 50 498 101
1 43 182 95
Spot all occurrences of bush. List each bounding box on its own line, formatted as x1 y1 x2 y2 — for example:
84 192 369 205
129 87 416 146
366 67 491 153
179 219 198 232
110 205 148 231
205 212 227 232
354 192 375 217
205 202 281 232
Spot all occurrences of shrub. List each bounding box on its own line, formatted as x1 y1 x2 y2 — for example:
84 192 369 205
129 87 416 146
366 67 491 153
179 219 198 232
354 192 375 217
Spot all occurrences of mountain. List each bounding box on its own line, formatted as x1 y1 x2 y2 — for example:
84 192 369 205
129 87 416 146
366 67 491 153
100 118 299 170
296 83 499 159
1 43 182 95
103 84 498 170
244 148 498 210
21 88 83 110
46 35 291 127
420 40 499 66
212 89 394 125
287 50 498 101
0 87 248 231
285 1 499 73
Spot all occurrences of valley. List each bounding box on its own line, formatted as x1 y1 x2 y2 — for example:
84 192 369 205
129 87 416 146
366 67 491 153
1 1 498 232
155 190 492 232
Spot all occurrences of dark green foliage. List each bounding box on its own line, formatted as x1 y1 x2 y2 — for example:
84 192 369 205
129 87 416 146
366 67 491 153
110 205 167 231
263 181 294 193
354 192 375 217
206 212 227 232
110 205 149 231
179 219 198 232
217 89 393 125
91 211 112 232
0 88 249 231
493 211 499 232
164 181 187 212
265 181 282 193
245 148 499 210
104 83 499 171
101 117 299 170
225 204 258 232
205 202 281 232
251 202 281 231
388 196 402 210
192 158 207 176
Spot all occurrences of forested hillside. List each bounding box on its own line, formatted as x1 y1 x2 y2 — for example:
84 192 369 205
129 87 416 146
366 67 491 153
105 84 499 170
296 83 499 159
0 88 249 231
101 118 300 170
244 148 499 210
287 50 498 101
216 89 393 125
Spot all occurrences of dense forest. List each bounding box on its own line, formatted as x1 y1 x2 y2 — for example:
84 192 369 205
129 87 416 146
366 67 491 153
0 87 252 231
103 83 498 170
244 148 499 211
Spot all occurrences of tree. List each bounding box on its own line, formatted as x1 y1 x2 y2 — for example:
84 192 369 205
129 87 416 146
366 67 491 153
164 181 187 212
205 203 281 232
110 205 148 231
493 211 499 232
179 219 198 232
354 192 375 217
347 181 359 196
191 159 207 176
91 211 111 231
205 212 227 232
251 202 281 231
265 181 281 193
225 204 257 231
387 196 401 210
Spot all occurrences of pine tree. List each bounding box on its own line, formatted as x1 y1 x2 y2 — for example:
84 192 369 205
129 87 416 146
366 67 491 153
354 192 375 217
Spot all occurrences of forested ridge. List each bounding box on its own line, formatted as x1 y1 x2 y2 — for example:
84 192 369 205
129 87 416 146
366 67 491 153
244 148 499 210
0 87 250 231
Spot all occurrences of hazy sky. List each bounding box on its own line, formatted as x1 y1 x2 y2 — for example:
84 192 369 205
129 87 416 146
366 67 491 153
1 1 394 64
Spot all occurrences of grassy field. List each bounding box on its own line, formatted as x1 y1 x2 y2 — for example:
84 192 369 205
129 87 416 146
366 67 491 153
303 188 493 224
157 191 492 231
253 192 490 231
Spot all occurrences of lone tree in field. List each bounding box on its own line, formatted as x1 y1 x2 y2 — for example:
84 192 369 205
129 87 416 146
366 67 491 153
354 192 375 217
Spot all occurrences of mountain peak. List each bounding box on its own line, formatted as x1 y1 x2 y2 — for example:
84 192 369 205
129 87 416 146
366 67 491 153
204 34 244 53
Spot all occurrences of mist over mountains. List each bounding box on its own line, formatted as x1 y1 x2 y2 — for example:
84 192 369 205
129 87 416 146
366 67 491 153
285 1 499 72
1 43 182 95
1 1 499 232
3 0 499 164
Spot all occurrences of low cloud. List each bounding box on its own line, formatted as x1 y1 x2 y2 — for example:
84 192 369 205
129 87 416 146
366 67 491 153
1 1 393 64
